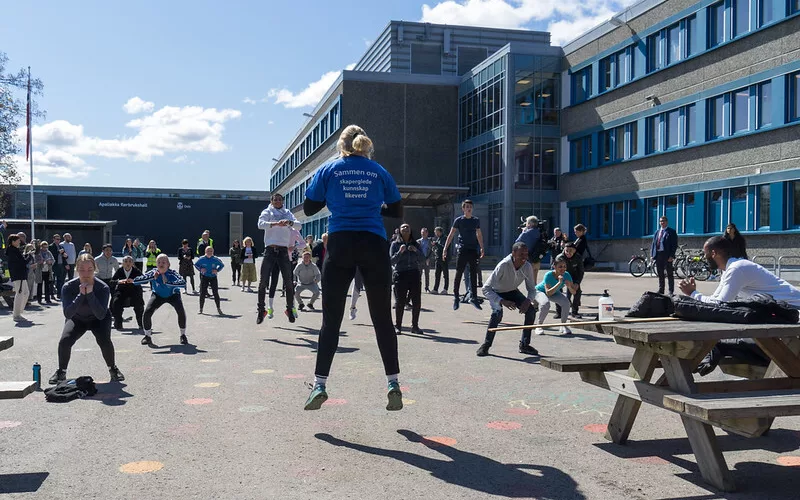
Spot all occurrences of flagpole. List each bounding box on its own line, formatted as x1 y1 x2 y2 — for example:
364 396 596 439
27 66 34 240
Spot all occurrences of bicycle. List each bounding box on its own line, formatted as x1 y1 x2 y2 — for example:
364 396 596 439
686 250 711 281
628 247 656 278
673 244 690 279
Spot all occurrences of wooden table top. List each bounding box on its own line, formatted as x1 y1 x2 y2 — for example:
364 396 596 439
600 321 800 343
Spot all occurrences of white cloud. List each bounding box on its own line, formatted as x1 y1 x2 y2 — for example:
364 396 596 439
267 120 274 125
123 96 155 114
420 0 637 46
267 63 356 109
171 154 195 164
242 97 259 105
363 38 373 48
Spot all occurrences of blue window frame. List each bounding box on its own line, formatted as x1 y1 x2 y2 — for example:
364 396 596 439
600 122 637 164
757 81 772 128
629 199 642 235
664 195 679 227
793 0 800 14
757 184 770 229
732 87 750 134
646 197 660 235
683 193 698 233
666 109 680 149
686 15 700 56
646 34 660 73
646 116 659 153
686 104 697 143
709 94 725 139
707 190 724 232
599 47 634 92
667 23 681 65
708 2 726 47
613 201 625 237
790 72 800 122
730 187 748 228
646 104 695 154
572 67 592 103
790 181 800 229
733 0 751 37
759 0 777 26
647 18 696 73
572 136 592 170
600 203 612 237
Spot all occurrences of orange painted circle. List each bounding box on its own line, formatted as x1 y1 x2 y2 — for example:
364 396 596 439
119 461 164 474
323 398 347 406
777 456 800 466
486 421 522 430
184 398 213 405
283 374 305 379
583 424 608 433
252 369 275 374
422 436 457 447
505 408 539 416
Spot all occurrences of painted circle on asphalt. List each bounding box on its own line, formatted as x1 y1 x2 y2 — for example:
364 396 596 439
583 424 608 433
486 421 522 430
400 386 410 392
119 461 164 474
184 398 213 405
223 340 240 343
295 355 312 359
777 456 800 466
252 369 275 374
200 359 220 363
194 382 221 388
402 398 416 405
505 408 539 416
283 374 305 379
422 436 457 447
0 421 22 429
323 398 347 406
115 349 132 353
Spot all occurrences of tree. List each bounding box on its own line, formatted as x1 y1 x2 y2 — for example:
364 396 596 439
0 51 44 216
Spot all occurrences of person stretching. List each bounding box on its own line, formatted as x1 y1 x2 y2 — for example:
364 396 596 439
476 242 539 357
110 256 144 331
49 253 124 384
256 193 300 324
302 124 404 411
443 199 484 311
294 251 321 311
135 254 188 346
390 223 424 334
195 246 225 315
534 256 577 336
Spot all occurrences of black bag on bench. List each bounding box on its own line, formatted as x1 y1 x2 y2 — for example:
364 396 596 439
626 291 675 318
673 294 799 324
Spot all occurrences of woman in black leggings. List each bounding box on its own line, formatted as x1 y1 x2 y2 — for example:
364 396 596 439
49 254 124 384
303 124 404 411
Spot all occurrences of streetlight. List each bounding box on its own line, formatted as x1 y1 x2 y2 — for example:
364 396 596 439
302 113 313 118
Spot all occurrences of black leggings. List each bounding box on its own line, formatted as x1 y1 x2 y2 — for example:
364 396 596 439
231 262 242 283
181 273 196 291
394 269 421 328
268 264 280 298
58 314 115 370
143 293 187 330
258 247 294 310
199 275 220 309
454 248 480 298
315 231 398 377
433 258 449 292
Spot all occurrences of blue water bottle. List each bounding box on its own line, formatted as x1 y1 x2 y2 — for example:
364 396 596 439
32 363 41 390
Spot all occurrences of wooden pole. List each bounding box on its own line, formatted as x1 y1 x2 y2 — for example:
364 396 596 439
487 316 680 333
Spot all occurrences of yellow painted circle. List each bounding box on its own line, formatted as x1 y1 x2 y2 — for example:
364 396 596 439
252 369 275 374
119 461 164 474
194 382 221 388
200 359 220 363
402 398 416 405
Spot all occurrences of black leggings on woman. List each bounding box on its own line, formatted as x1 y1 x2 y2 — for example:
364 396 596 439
143 294 187 330
394 269 421 329
58 314 116 370
231 263 241 284
315 231 398 377
199 275 221 309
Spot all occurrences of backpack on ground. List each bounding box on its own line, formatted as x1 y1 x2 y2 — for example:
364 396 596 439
44 376 97 403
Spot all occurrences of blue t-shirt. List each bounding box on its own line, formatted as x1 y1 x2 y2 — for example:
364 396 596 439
535 270 573 294
453 216 480 251
305 155 401 238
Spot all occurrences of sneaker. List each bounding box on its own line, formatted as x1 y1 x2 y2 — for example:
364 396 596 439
453 297 460 311
307 304 315 310
256 309 266 325
559 326 573 335
519 344 539 355
410 326 423 334
13 316 29 323
298 303 305 311
571 312 583 320
114 322 123 331
387 381 403 411
109 366 125 382
141 335 152 346
534 327 545 336
425 287 430 293
198 308 203 315
431 289 439 295
293 308 299 318
48 369 66 385
442 289 448 295
470 299 482 311
180 334 188 345
395 326 402 335
217 307 223 316
476 343 491 357
349 307 357 320
304 383 328 410
286 309 296 323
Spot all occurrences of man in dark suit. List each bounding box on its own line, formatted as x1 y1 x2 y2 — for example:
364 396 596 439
651 215 678 295
110 256 145 331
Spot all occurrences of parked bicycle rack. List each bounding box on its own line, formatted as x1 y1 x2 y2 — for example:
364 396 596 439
778 255 800 279
752 255 778 274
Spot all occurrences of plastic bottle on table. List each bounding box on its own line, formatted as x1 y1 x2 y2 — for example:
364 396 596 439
598 290 615 322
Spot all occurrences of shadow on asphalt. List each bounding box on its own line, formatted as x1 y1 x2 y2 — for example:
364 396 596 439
274 325 322 335
0 472 49 494
266 337 359 354
315 430 586 499
486 353 545 365
401 330 479 345
595 430 800 497
151 343 208 355
86 381 133 406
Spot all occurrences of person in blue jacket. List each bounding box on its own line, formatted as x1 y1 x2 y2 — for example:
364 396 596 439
194 246 225 316
134 254 187 346
651 215 679 295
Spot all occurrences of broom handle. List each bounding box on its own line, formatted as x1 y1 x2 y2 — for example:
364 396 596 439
487 316 680 333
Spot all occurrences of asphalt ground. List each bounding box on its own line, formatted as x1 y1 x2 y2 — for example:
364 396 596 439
0 259 798 499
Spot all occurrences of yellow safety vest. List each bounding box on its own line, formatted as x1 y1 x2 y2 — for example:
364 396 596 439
146 248 161 268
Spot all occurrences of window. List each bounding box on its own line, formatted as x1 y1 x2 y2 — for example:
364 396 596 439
709 95 725 139
709 2 726 47
667 23 681 64
686 15 700 56
758 184 770 229
686 104 697 143
759 0 776 25
793 181 800 228
646 116 659 154
731 187 748 228
601 204 611 236
572 67 592 103
646 34 661 73
646 104 695 154
647 198 660 234
630 122 639 156
734 0 750 37
572 136 592 170
791 72 800 122
758 81 771 128
708 190 724 232
600 47 634 92
793 0 800 14
601 57 613 92
411 43 442 75
732 87 750 133
666 109 680 149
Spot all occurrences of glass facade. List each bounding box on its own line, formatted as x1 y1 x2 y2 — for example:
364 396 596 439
459 59 505 142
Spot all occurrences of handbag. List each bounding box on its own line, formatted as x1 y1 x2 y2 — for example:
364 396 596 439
583 245 596 269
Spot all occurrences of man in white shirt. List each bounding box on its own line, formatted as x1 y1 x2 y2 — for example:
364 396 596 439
95 244 120 284
256 193 301 325
60 233 77 280
476 242 539 358
679 236 800 306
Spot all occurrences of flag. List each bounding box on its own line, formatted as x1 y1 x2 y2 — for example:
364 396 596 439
25 72 31 161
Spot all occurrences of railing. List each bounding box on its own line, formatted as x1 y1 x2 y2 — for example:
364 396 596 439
752 255 778 274
778 255 800 280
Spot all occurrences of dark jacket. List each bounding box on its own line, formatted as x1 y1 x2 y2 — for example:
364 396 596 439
239 247 258 264
556 251 584 281
390 238 423 274
651 227 678 259
548 234 567 260
110 266 144 304
574 235 589 259
50 241 67 266
7 245 28 281
725 234 748 260
230 246 243 265
177 247 195 276
312 243 326 271
431 235 447 261
62 277 110 321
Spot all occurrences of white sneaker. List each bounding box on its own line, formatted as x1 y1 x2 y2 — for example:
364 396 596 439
534 327 545 336
559 326 573 335
349 307 357 321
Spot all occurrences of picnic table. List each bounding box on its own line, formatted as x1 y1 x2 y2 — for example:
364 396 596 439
542 320 800 492
0 336 37 400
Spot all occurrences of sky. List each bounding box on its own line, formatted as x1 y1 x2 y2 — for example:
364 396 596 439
2 0 636 191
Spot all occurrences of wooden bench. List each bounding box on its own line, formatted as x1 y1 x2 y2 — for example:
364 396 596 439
664 390 800 420
0 337 37 400
542 355 765 378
